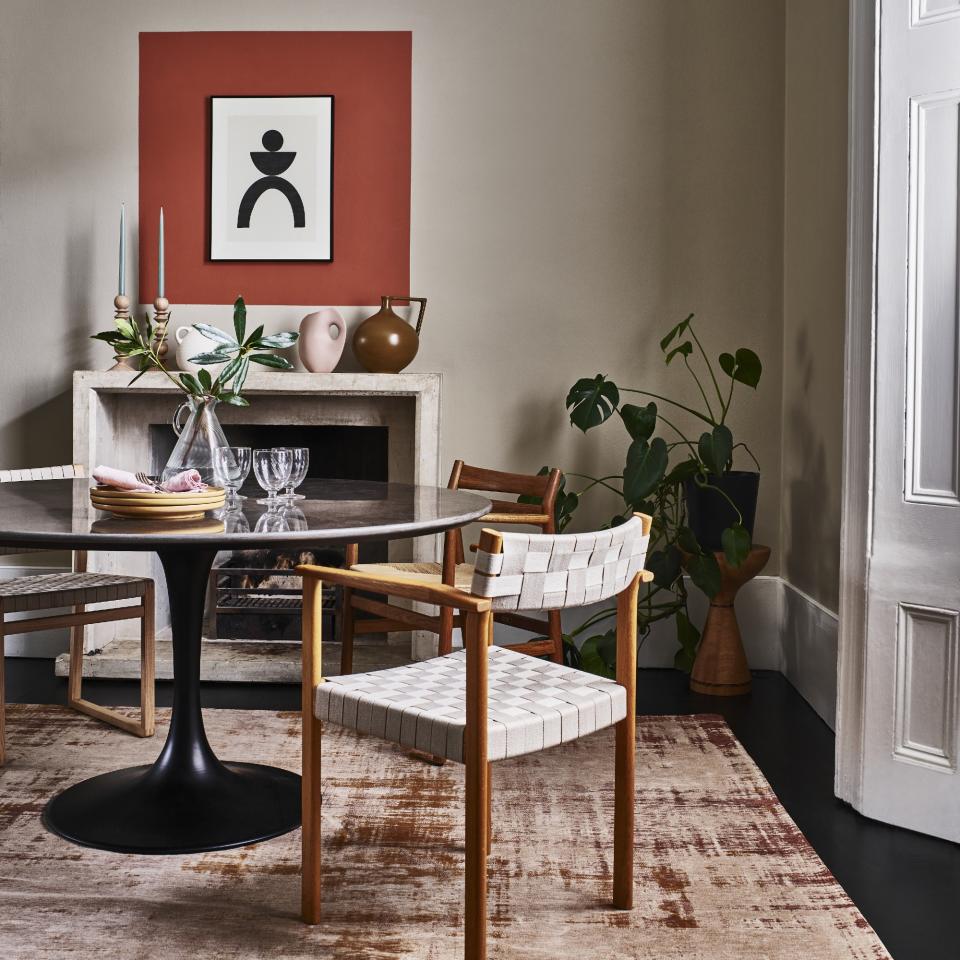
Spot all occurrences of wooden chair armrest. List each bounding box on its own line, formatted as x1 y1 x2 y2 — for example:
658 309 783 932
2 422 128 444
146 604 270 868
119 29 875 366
297 564 492 613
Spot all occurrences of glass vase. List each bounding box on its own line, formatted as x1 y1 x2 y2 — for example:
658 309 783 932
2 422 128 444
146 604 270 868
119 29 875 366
162 395 229 486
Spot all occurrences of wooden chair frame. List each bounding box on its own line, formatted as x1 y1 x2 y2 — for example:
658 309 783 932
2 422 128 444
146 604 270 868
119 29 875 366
339 461 565 675
300 514 652 959
0 465 155 766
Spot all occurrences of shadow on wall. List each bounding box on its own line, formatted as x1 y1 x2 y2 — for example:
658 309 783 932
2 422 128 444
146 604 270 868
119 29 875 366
0 222 90 470
0 389 73 470
783 326 840 610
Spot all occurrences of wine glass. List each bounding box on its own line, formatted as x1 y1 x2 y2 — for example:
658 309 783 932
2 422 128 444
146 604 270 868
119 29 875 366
279 447 309 501
253 448 292 506
214 446 251 503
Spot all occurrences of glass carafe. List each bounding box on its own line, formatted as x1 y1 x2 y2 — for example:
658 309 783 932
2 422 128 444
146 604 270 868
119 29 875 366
162 395 229 486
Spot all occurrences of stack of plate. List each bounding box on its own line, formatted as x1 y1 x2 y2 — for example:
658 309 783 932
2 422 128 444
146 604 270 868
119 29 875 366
90 485 226 521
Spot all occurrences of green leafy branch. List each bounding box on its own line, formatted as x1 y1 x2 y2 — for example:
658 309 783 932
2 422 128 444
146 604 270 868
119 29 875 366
92 296 299 407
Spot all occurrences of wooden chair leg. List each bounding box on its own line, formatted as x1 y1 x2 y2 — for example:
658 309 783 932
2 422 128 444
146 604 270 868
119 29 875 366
485 615 493 855
0 617 6 767
67 602 154 738
486 762 492 857
548 609 563 664
339 585 355 675
438 605 455 656
138 581 156 738
613 576 640 910
302 577 324 924
464 610 489 960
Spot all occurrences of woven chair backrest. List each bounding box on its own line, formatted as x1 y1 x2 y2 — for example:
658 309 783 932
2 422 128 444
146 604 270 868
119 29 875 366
471 514 650 611
0 465 85 556
0 464 85 483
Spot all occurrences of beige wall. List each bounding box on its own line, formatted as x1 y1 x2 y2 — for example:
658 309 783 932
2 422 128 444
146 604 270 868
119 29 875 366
0 1 787 563
781 0 849 611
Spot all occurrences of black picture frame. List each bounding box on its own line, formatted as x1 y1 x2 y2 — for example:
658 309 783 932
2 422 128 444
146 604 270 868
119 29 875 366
208 94 335 263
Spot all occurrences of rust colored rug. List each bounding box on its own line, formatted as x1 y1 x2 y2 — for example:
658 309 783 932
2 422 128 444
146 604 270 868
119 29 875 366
0 705 890 959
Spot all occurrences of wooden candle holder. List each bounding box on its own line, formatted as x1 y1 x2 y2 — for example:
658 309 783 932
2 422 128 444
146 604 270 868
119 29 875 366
152 297 171 364
108 295 137 371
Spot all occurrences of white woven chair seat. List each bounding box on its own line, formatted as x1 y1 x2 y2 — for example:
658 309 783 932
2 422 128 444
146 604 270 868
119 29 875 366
314 646 627 763
350 561 476 591
0 572 149 614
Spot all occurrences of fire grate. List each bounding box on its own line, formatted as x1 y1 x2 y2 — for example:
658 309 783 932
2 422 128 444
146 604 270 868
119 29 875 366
208 549 340 642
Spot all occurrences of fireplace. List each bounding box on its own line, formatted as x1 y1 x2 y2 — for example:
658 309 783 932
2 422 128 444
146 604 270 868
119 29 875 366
65 370 442 681
150 422 391 644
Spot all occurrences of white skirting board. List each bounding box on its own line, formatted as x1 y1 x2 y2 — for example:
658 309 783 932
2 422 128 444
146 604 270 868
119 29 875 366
431 575 839 731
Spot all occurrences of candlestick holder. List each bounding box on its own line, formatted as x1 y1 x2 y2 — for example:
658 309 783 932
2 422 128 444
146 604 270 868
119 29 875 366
152 296 171 366
108 295 138 371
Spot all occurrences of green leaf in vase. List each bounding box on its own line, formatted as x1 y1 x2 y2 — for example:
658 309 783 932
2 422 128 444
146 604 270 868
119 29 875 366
254 332 300 349
193 323 237 347
233 296 247 343
244 325 265 348
179 372 203 395
249 353 294 369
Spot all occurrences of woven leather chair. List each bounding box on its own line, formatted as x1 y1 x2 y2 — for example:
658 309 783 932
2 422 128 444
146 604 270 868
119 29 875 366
339 461 565 674
0 465 155 765
299 513 653 960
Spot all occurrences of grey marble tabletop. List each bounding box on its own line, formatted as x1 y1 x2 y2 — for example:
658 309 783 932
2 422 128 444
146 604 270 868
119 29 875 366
0 478 492 551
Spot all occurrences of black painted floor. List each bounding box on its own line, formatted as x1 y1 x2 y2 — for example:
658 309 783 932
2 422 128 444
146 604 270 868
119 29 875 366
5 659 958 960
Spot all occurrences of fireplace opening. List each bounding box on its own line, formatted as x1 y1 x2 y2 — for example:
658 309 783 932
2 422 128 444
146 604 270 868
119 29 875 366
148 423 391 644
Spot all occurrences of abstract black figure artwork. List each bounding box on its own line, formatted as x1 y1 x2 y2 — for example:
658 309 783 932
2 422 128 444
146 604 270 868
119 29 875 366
237 130 306 229
210 96 333 261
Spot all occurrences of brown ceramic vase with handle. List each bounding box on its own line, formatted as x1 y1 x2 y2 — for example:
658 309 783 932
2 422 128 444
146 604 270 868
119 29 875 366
352 296 427 373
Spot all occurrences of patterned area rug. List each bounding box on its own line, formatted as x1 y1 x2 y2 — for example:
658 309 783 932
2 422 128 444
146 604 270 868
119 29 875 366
0 705 890 960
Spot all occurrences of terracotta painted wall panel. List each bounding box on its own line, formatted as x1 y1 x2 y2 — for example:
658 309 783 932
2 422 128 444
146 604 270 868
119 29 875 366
139 31 411 305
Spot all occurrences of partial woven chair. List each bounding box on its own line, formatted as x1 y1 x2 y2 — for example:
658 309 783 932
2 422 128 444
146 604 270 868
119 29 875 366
299 513 652 960
340 461 565 674
0 465 155 766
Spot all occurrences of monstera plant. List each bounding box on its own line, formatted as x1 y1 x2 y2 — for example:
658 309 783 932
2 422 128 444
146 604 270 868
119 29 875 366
562 314 763 672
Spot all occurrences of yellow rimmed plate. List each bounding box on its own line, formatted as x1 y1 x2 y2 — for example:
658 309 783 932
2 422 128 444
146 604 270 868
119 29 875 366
91 485 226 503
93 504 224 521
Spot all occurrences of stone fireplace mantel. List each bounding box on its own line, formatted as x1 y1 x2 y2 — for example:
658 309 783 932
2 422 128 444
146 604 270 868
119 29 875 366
64 369 442 681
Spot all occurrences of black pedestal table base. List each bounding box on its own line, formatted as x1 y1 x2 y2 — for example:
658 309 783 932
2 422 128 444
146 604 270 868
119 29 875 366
43 548 301 855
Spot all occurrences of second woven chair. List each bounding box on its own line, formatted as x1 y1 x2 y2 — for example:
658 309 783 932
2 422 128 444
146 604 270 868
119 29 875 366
339 461 565 672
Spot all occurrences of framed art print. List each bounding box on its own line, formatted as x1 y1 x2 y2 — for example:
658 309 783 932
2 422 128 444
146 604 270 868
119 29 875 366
209 95 333 261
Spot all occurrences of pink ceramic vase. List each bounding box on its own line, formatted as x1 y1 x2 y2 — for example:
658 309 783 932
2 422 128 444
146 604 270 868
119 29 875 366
298 308 346 373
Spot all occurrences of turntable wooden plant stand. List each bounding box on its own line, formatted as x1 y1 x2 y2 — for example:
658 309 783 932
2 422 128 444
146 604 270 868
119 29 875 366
689 545 771 697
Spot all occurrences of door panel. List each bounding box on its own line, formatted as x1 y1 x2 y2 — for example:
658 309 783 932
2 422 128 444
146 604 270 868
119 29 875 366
860 0 960 841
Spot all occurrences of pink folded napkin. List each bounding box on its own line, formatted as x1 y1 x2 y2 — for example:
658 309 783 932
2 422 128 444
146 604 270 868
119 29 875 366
163 469 206 492
92 466 207 493
92 466 154 491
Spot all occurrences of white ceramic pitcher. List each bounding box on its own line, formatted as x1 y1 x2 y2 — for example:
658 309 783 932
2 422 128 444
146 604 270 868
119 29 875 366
175 325 228 378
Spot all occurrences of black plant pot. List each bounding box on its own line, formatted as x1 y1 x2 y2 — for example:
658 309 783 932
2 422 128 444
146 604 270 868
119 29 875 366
683 471 760 551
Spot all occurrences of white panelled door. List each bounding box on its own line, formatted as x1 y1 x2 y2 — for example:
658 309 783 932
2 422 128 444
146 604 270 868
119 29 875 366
856 0 960 841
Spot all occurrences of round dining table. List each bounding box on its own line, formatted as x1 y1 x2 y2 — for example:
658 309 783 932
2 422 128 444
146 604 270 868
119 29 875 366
0 477 491 855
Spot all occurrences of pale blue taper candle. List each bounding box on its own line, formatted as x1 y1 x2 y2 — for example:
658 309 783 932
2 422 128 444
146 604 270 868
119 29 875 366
158 207 165 299
118 203 126 297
